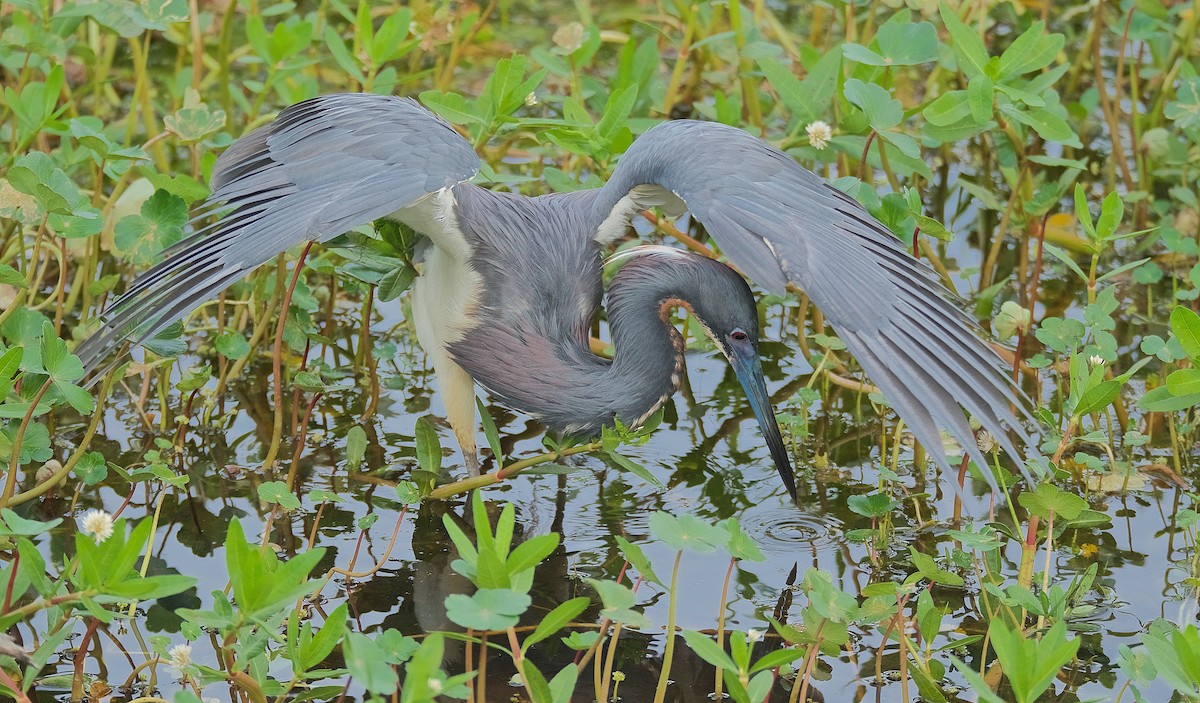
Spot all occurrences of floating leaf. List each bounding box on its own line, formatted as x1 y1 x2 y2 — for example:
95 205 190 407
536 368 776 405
258 481 301 510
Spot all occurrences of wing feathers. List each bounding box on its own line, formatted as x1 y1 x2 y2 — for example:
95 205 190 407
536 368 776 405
597 119 1033 479
78 93 480 373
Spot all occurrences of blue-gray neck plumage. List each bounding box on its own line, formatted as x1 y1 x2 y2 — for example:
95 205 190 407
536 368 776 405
447 187 759 437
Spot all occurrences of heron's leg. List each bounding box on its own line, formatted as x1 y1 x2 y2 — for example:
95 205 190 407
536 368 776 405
411 242 483 476
439 359 481 476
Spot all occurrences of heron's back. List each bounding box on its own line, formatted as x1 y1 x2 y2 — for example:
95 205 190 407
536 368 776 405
447 186 633 432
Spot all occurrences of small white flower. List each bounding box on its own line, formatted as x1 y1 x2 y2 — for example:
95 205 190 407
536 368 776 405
167 643 192 671
427 678 443 694
976 430 998 454
806 121 833 150
524 91 538 107
80 510 114 544
747 628 765 643
1089 354 1105 366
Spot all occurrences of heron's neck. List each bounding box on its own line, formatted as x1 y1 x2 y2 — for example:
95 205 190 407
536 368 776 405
602 276 690 429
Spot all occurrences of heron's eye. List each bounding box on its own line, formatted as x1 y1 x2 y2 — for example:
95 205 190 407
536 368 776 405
730 330 749 342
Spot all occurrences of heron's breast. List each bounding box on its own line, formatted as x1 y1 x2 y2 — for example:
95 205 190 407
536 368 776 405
411 239 483 359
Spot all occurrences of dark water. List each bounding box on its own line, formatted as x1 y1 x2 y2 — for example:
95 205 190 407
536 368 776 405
17 268 1191 702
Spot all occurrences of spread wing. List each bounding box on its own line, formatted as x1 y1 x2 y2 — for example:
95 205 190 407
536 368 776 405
593 119 1033 484
77 93 480 371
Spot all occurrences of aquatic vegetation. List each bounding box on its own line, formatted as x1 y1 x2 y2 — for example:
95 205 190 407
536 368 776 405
3 0 1200 701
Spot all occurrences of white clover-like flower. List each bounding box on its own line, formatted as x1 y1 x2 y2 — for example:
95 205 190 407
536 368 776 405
747 628 765 643
976 430 998 454
524 91 538 107
80 510 114 544
806 121 833 150
1089 354 1105 366
428 678 443 694
167 643 192 671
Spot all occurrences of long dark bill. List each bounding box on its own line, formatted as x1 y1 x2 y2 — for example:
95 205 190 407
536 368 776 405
730 347 797 500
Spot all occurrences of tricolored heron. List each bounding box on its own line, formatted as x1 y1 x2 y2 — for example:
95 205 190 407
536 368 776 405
77 93 1031 498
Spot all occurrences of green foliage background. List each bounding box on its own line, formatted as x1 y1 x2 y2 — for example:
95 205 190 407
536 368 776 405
3 0 1200 701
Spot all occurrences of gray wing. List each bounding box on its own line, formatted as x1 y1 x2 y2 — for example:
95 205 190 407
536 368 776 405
593 119 1033 483
77 93 480 370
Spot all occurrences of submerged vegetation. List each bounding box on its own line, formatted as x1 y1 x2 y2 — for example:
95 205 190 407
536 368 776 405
3 0 1200 700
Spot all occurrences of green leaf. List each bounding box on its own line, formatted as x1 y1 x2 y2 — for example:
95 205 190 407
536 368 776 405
939 3 989 78
299 604 348 671
908 549 964 587
342 632 399 695
922 91 971 127
843 21 937 66
843 79 902 131
967 74 994 122
258 481 301 510
681 630 738 671
1172 306 1200 361
74 452 108 486
548 664 579 703
7 151 94 217
1018 483 1087 521
444 588 531 630
585 578 649 629
996 21 1064 80
345 426 367 470
414 416 442 472
0 265 26 289
0 509 61 536
847 491 898 518
417 90 482 124
164 88 226 142
1140 385 1200 412
1072 379 1121 417
213 331 250 360
615 536 664 586
506 533 560 576
648 512 729 554
0 347 21 384
1003 103 1079 146
1096 191 1125 240
605 450 663 489
476 397 504 468
40 321 82 383
524 597 590 649
596 84 638 145
40 321 92 413
1140 619 1200 698
720 517 766 562
989 620 1079 703
395 481 421 505
1168 369 1200 396
749 646 805 674
1035 316 1085 353
114 189 188 266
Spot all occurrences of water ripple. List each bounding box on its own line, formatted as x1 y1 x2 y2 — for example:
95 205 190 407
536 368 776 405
739 509 844 553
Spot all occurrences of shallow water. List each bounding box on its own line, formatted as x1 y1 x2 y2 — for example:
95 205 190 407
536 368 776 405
19 275 1189 702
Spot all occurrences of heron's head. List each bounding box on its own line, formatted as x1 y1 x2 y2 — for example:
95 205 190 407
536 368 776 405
609 246 797 498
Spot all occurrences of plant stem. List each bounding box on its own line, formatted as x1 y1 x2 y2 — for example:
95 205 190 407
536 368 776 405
262 242 314 470
1 379 52 508
652 550 683 703
427 443 601 500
